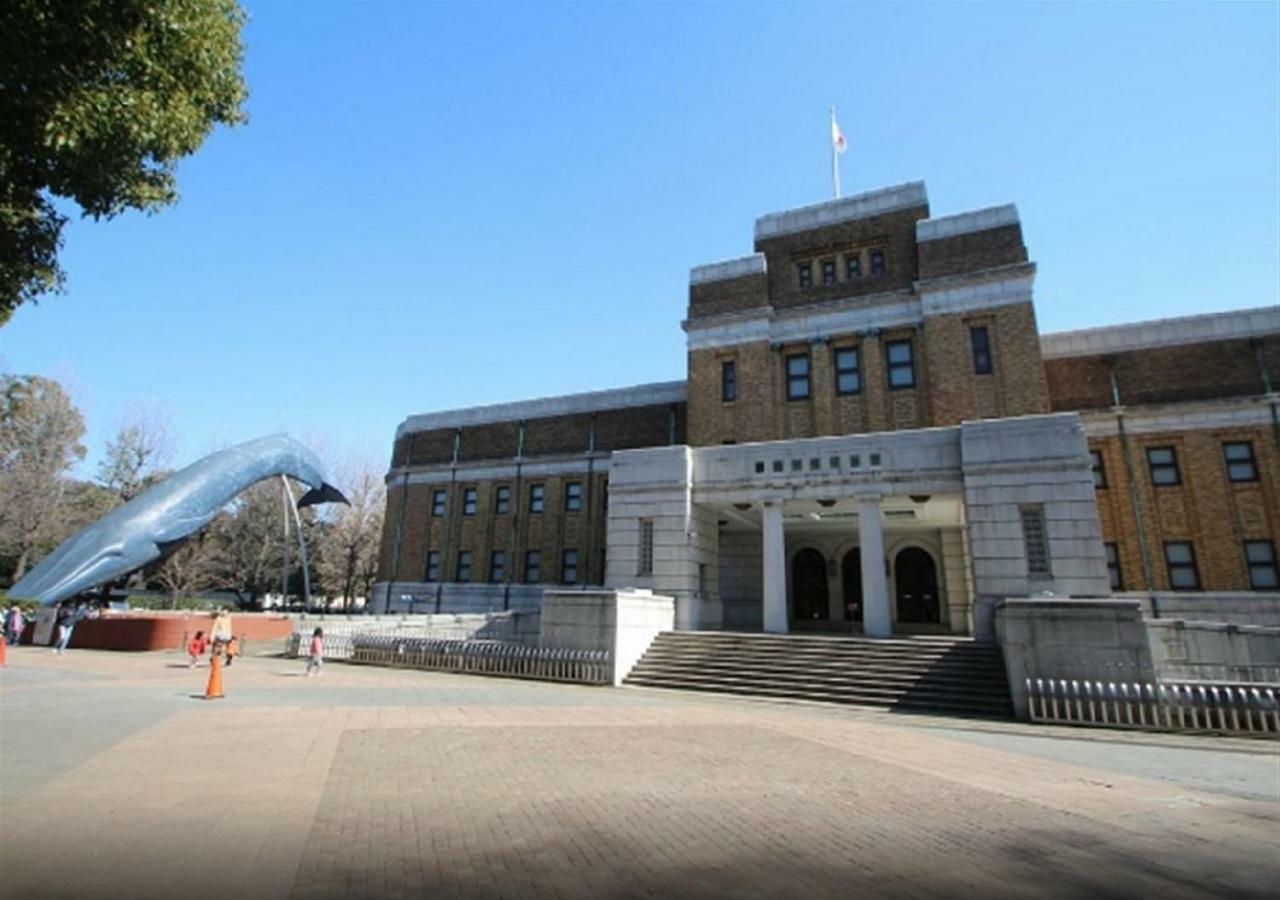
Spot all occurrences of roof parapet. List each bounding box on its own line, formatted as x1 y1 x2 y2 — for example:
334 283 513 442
917 204 1019 242
753 181 928 242
689 254 767 287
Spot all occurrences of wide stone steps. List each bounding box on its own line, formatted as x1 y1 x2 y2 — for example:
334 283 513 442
624 631 1013 719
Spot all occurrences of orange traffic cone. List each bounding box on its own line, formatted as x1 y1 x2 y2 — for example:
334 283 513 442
0 634 7 667
203 650 225 699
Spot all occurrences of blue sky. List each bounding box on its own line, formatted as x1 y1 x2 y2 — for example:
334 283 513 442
3 1 1278 477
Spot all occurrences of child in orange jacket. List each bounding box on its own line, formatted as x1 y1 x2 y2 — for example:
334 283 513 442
187 630 209 668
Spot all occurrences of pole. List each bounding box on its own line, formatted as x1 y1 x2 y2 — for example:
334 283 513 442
281 479 291 608
830 106 841 199
281 476 313 610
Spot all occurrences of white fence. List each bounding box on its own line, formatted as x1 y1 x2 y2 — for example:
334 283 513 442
348 635 611 686
1026 678 1279 737
284 612 538 659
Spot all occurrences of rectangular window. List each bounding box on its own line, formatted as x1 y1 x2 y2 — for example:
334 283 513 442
494 485 511 514
721 359 737 402
462 487 477 515
638 518 654 576
870 249 885 276
1224 441 1258 483
489 551 505 583
431 490 446 517
1163 542 1199 590
425 550 441 582
529 484 545 514
1090 450 1107 489
845 254 861 280
562 549 579 585
456 550 473 583
698 562 708 597
1020 505 1052 577
1104 543 1122 591
1146 447 1180 486
797 262 813 288
969 326 993 375
564 481 582 511
821 258 836 285
786 353 811 400
1245 541 1278 590
834 347 861 395
885 340 916 390
523 550 541 584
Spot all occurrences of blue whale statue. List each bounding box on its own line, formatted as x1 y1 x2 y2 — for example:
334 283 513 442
9 434 348 606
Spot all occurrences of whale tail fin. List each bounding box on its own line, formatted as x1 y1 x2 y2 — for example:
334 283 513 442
297 483 349 508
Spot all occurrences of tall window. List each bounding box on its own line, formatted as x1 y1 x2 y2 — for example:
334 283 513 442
870 249 885 276
834 347 861 395
489 551 505 583
1163 542 1199 590
462 487 477 515
1245 541 1278 590
1090 450 1107 489
885 340 916 390
562 549 579 584
638 518 654 576
431 490 446 517
821 258 836 285
797 262 813 288
529 484 545 514
425 550 441 582
564 481 582 511
524 550 541 584
845 253 861 280
1223 441 1258 482
1146 447 1180 486
456 550 473 583
1020 505 1051 577
721 359 737 402
786 353 810 400
969 326 993 375
1104 543 1122 591
494 485 511 514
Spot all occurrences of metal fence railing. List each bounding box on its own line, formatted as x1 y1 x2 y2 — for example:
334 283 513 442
1027 678 1279 737
346 635 611 685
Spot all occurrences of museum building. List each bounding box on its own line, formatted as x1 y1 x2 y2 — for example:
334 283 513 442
373 180 1280 638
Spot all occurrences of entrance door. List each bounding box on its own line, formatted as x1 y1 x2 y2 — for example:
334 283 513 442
894 547 940 624
791 549 829 620
840 549 863 623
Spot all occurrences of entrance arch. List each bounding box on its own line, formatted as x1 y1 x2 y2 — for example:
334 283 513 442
791 548 829 621
840 549 863 623
894 547 940 624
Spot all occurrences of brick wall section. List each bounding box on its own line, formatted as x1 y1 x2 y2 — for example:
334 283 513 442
1046 336 1277 411
522 413 591 455
1089 423 1279 592
595 403 683 450
917 224 1027 279
405 429 455 467
457 422 519 462
688 272 769 319
755 205 928 311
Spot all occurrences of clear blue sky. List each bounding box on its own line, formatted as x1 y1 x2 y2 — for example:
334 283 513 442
3 1 1278 477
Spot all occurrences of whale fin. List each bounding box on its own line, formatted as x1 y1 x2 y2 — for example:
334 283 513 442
297 483 348 507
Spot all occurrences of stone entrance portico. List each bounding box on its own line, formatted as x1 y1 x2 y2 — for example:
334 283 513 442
604 413 1112 639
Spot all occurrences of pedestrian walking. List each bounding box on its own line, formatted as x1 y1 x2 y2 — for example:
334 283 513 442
5 605 24 646
209 609 234 665
187 630 209 668
52 602 76 654
305 627 324 677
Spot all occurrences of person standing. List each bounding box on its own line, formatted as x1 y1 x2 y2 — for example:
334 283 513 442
4 605 24 646
210 609 234 665
305 627 324 677
187 630 209 668
52 603 76 654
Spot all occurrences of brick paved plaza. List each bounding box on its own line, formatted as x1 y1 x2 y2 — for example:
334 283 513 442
1 647 1277 900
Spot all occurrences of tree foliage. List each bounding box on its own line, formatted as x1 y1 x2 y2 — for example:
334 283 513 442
0 0 248 322
314 463 385 609
98 411 174 502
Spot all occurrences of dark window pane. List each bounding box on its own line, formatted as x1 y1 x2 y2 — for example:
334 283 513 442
835 348 861 395
821 259 836 285
1245 541 1278 589
562 549 579 584
797 262 812 288
1146 447 1180 486
495 486 510 514
1091 450 1106 488
870 250 885 275
431 490 446 517
529 484 544 513
846 255 861 279
970 326 993 375
489 551 505 583
565 481 582 511
463 488 477 515
721 360 737 402
425 551 440 582
786 353 810 400
524 550 541 584
456 551 472 583
1223 442 1257 482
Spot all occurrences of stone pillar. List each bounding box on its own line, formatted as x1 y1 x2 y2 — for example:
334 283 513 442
859 498 891 638
762 500 788 634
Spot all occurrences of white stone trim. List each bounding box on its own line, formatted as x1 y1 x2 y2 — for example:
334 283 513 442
689 254 766 286
917 272 1035 317
1041 306 1280 360
916 204 1019 242
753 181 928 241
1081 403 1276 437
397 381 687 437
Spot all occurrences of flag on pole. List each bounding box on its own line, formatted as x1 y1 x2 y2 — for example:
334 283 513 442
831 113 847 155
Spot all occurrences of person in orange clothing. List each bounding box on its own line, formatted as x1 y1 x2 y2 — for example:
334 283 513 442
187 630 209 668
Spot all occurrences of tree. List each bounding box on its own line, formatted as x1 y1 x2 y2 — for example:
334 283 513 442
315 463 385 609
154 531 219 606
0 0 248 322
209 478 287 608
98 411 174 502
0 375 87 581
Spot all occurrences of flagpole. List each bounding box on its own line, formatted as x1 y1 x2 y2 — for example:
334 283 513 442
830 106 841 199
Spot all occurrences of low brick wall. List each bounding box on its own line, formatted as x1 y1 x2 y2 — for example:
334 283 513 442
35 613 295 653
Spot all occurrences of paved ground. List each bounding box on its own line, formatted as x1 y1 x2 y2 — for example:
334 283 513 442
1 647 1277 900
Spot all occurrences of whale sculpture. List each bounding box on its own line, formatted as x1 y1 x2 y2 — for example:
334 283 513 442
9 434 348 606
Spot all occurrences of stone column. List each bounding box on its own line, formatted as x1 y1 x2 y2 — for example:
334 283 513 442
761 500 788 634
859 498 891 638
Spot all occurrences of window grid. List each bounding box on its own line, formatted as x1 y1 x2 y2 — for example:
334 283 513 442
1020 505 1052 577
1146 447 1180 486
885 340 915 390
456 551 473 583
462 487 477 515
834 347 861 395
721 359 737 402
564 481 582 512
845 254 861 280
821 258 836 285
969 326 993 375
431 490 446 517
870 249 885 276
523 550 541 584
529 484 545 514
1163 542 1199 590
638 519 654 576
425 550 440 582
1223 441 1258 483
494 485 511 514
1245 541 1278 590
561 549 579 585
489 551 505 583
786 353 811 400
797 262 813 289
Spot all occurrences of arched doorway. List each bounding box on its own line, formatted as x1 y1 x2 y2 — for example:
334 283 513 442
791 548 829 620
894 547 940 624
840 549 863 623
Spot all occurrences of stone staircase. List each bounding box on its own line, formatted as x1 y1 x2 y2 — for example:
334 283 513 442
624 630 1014 719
